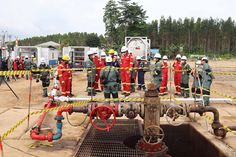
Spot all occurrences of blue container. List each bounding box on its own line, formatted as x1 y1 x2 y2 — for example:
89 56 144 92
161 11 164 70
49 60 58 65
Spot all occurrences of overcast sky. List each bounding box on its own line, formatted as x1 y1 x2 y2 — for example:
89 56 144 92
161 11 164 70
0 0 235 39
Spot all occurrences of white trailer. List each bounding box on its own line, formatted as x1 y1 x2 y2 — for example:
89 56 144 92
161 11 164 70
125 37 151 60
62 46 100 68
14 46 59 66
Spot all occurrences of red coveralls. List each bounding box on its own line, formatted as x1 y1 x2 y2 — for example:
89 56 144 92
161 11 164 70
99 58 106 91
58 63 72 96
93 56 100 90
172 60 182 94
160 61 168 94
120 53 133 94
18 59 25 78
13 59 18 70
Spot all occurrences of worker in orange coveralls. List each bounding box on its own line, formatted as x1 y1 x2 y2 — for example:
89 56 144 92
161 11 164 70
93 51 101 92
160 55 169 95
58 55 72 96
172 54 182 95
120 46 133 97
99 51 107 91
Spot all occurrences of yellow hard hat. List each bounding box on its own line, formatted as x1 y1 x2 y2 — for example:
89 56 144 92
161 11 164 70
62 55 70 61
108 49 115 54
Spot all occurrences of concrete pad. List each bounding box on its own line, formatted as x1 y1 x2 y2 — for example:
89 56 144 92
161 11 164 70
2 139 77 157
0 108 40 139
0 108 9 114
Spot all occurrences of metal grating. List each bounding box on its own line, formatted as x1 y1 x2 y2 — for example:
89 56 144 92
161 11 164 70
76 119 144 157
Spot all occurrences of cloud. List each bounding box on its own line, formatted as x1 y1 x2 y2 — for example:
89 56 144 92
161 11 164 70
0 0 235 39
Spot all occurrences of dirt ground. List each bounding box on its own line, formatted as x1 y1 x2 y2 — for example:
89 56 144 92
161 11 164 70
0 59 236 157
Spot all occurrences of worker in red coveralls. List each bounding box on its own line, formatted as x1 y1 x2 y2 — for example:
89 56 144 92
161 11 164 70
93 51 101 92
120 46 133 97
99 51 107 91
160 55 169 96
172 54 182 95
18 56 25 78
58 55 72 96
13 56 20 79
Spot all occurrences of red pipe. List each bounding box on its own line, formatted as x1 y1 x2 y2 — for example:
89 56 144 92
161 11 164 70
36 102 53 127
30 103 72 142
56 106 73 117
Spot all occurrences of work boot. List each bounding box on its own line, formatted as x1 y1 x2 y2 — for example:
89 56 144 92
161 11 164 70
43 88 48 97
124 93 130 97
121 92 126 95
88 92 96 96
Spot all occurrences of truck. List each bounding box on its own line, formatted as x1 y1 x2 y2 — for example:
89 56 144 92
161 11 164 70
14 46 59 66
125 37 151 60
62 46 100 68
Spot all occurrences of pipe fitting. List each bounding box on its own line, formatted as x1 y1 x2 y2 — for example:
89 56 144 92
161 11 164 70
47 131 53 142
54 116 64 121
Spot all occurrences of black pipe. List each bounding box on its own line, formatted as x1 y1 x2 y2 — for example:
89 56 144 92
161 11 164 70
189 106 226 138
189 106 220 123
226 126 236 132
70 106 88 114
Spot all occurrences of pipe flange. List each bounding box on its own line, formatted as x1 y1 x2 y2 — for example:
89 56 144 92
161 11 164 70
54 115 64 121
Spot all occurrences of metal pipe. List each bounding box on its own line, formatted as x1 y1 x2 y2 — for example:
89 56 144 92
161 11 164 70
53 96 90 102
30 102 72 142
52 122 62 140
189 106 220 123
189 106 226 138
36 102 52 127
71 106 88 114
226 126 236 132
171 98 232 103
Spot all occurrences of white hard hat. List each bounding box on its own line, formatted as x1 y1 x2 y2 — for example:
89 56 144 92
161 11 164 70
16 56 20 59
100 51 106 56
93 50 98 54
87 51 94 56
176 54 181 59
114 51 118 56
181 56 187 60
202 56 208 61
154 53 161 59
25 56 29 59
106 56 112 63
41 58 45 63
162 55 168 60
136 56 141 60
196 60 201 65
121 46 128 53
31 55 34 58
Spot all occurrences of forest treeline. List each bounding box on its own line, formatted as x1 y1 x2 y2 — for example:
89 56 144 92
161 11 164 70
20 0 236 57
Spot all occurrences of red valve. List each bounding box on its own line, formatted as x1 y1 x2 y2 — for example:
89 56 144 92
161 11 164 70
89 105 116 131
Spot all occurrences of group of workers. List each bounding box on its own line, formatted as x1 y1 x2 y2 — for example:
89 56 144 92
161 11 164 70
0 46 213 106
57 46 213 106
152 53 213 106
0 55 51 97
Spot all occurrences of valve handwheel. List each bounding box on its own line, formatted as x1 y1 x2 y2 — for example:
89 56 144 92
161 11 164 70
165 105 187 126
90 105 116 131
143 125 165 145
